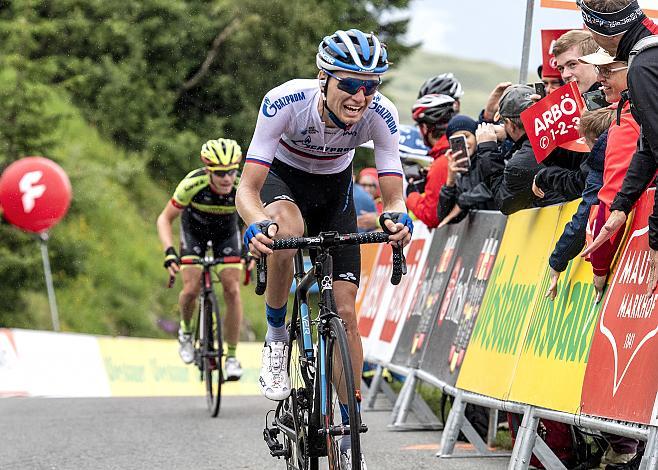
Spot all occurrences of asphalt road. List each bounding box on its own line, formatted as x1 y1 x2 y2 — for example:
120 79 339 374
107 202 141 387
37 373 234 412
0 396 508 469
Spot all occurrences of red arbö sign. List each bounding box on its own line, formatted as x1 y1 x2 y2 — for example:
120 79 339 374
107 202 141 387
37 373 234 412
0 156 72 233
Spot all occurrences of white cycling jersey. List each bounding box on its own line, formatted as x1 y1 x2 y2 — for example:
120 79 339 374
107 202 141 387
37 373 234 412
246 79 403 176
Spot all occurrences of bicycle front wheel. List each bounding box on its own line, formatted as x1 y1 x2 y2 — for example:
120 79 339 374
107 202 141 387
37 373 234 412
202 291 222 417
323 316 361 470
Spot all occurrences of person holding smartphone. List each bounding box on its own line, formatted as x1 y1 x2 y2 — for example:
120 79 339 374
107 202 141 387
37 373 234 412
437 115 497 225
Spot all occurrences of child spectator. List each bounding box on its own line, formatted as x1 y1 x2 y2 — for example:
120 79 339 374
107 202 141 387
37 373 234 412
533 108 614 300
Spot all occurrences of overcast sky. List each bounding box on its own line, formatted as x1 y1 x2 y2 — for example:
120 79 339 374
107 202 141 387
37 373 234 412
404 0 585 69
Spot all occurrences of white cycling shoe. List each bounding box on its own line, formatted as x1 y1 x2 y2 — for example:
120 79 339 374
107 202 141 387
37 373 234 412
224 357 243 381
259 341 291 401
177 328 194 364
340 451 367 470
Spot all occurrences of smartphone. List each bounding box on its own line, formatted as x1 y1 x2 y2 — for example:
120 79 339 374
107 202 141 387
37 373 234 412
582 89 611 111
528 82 546 98
449 135 469 168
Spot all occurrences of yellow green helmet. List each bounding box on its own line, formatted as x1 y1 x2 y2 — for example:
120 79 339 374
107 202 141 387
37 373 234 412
200 138 242 170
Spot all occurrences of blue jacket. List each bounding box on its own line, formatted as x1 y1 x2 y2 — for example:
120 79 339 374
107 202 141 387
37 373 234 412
547 131 607 272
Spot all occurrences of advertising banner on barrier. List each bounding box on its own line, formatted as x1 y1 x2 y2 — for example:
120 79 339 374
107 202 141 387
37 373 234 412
98 337 262 397
418 212 506 386
456 206 561 399
11 329 111 397
0 329 28 397
356 243 382 317
360 224 431 364
581 190 658 425
390 219 466 369
508 200 600 414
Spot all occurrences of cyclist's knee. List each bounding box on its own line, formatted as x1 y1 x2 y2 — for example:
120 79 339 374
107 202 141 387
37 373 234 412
337 302 358 331
180 282 200 301
265 202 304 238
223 280 241 300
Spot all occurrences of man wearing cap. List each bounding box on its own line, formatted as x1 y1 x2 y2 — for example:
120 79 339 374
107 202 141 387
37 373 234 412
478 85 566 215
580 0 658 294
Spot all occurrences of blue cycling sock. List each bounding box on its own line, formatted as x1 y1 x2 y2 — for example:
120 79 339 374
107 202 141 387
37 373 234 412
339 403 350 426
339 401 361 424
265 303 288 344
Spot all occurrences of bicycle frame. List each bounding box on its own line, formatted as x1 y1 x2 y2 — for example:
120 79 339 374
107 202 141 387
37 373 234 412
179 242 241 416
262 231 406 465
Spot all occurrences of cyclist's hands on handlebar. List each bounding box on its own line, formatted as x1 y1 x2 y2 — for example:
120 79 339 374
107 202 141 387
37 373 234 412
379 212 413 247
244 220 279 257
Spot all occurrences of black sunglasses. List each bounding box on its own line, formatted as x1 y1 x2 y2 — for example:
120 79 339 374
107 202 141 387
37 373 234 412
324 70 381 96
210 169 237 177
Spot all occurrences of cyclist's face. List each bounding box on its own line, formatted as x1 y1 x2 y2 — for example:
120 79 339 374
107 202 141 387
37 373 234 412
207 169 236 194
322 71 379 126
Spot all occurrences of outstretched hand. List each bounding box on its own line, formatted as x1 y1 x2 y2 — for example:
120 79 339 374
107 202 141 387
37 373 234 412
545 267 560 300
581 210 627 258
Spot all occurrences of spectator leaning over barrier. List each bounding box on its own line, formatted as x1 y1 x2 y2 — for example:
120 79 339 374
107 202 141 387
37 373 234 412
417 73 464 113
577 48 642 303
553 30 601 95
478 85 567 215
437 115 497 225
582 0 658 296
534 108 613 300
406 94 456 228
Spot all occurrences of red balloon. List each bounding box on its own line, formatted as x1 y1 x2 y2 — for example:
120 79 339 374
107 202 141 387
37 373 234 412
0 156 72 233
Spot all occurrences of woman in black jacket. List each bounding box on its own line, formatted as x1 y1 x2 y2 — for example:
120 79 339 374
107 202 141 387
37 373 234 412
438 115 498 225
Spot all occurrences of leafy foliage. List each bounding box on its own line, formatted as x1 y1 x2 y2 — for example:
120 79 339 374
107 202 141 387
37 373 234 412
0 0 413 336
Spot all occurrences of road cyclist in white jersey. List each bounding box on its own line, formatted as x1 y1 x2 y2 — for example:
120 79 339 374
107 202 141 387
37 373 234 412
237 28 413 469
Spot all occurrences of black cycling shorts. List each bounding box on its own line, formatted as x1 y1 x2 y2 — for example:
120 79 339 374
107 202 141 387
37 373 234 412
180 211 242 268
261 159 361 285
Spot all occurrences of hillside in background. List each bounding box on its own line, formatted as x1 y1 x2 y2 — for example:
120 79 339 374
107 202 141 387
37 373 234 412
385 49 531 123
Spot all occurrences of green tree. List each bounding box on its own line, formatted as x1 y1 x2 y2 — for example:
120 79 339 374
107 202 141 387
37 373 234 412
4 0 413 183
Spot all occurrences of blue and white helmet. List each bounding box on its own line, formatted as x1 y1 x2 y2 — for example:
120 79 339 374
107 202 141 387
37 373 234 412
316 29 389 74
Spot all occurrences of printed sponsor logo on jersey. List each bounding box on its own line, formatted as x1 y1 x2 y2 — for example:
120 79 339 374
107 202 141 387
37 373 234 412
342 129 357 137
369 101 398 135
289 138 352 154
273 195 294 202
262 92 306 118
338 272 357 281
300 126 318 135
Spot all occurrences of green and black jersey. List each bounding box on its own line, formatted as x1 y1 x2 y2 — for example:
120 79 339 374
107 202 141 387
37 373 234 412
171 168 241 259
171 168 238 229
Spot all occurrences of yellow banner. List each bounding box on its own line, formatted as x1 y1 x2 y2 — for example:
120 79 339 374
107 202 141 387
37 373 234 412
456 206 561 399
97 337 262 396
508 200 600 413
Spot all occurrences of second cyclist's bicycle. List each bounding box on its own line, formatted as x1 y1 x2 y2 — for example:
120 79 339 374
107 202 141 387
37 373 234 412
171 242 241 417
259 231 406 470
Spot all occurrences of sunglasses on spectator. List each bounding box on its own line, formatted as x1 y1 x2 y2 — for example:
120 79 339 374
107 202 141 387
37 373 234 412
324 70 381 96
594 65 628 79
360 182 377 188
209 169 237 177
